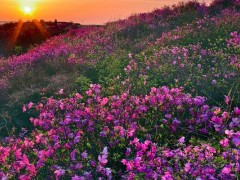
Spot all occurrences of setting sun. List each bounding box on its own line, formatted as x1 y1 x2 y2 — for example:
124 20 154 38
23 6 33 15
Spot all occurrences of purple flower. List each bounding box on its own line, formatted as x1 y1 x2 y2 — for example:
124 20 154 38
0 172 7 180
178 136 185 144
212 80 217 85
70 149 77 161
125 148 131 156
73 136 81 144
75 163 83 170
81 151 88 159
90 160 97 167
72 175 84 180
232 138 240 147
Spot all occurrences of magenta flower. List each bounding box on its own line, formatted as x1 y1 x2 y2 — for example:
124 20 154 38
234 107 240 115
98 147 108 166
184 163 191 173
211 116 223 125
221 165 231 174
14 149 22 159
100 97 109 106
161 171 173 180
220 138 229 148
0 147 11 163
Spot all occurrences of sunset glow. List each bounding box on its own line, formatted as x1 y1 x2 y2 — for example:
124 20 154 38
1 0 213 24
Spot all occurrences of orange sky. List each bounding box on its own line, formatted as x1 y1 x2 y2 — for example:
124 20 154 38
0 0 213 24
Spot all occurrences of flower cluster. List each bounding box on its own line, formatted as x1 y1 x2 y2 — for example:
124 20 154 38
0 84 239 179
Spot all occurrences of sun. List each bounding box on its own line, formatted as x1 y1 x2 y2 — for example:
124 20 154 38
23 6 33 15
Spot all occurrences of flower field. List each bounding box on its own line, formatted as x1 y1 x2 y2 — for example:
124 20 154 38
0 0 239 179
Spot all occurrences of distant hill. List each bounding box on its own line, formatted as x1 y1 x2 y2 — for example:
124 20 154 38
0 20 82 57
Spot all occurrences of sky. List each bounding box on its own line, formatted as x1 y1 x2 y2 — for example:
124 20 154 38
0 0 213 25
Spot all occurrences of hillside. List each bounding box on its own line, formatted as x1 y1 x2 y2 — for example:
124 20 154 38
0 0 240 179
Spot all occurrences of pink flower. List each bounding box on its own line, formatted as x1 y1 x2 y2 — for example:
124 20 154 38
58 89 64 95
26 164 37 175
22 106 27 112
100 97 109 106
225 130 234 137
28 102 34 109
220 138 229 148
75 93 83 99
86 89 92 96
121 159 127 165
0 147 11 163
14 149 22 159
19 174 31 180
224 95 230 105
